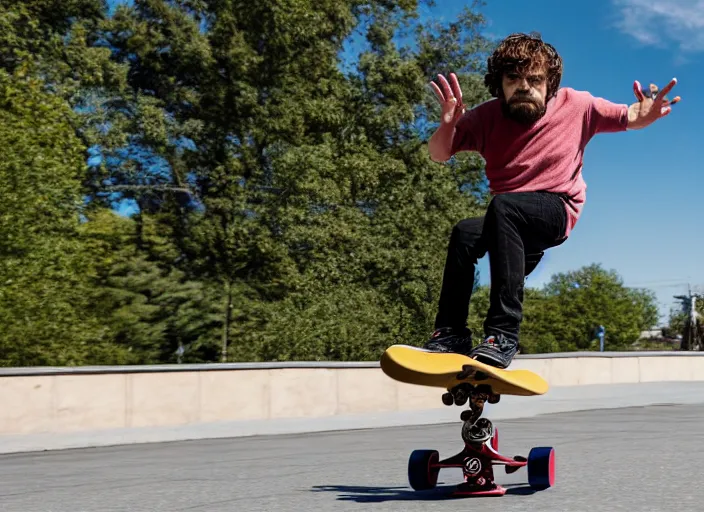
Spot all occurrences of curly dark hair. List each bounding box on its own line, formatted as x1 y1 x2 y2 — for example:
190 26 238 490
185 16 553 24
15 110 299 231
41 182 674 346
484 32 563 101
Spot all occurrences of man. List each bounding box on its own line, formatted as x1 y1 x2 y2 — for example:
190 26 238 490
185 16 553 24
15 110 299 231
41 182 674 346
424 32 679 369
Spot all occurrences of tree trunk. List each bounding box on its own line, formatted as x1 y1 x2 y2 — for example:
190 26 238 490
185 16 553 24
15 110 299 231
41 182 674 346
221 280 232 362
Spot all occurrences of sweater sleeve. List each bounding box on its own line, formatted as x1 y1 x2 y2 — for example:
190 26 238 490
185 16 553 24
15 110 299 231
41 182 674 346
586 93 629 136
450 106 484 156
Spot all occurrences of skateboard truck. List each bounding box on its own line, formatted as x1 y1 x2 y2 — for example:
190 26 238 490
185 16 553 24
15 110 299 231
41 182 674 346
407 385 555 497
442 382 500 409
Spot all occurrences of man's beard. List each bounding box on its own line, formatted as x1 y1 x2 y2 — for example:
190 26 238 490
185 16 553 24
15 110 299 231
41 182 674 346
501 96 546 125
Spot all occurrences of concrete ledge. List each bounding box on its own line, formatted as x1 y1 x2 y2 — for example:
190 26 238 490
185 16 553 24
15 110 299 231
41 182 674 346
1 352 703 452
1 350 701 376
2 381 703 454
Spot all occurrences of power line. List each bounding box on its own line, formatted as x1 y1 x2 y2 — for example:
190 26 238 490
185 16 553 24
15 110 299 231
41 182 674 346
625 280 691 288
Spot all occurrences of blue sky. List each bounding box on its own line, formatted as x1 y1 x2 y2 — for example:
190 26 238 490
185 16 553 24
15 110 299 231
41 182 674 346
425 0 703 324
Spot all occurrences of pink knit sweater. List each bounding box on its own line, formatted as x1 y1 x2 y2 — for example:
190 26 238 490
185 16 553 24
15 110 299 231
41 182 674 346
450 87 628 236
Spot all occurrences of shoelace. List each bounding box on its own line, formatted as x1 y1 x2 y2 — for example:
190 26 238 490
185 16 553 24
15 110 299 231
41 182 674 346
481 335 514 351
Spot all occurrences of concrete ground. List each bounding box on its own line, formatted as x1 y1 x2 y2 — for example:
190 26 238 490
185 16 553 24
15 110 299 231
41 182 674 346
2 402 704 511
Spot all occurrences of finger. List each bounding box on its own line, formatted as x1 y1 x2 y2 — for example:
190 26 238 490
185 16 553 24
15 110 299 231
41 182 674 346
430 81 445 103
633 80 646 102
661 106 672 117
437 74 455 102
656 78 677 102
449 72 463 105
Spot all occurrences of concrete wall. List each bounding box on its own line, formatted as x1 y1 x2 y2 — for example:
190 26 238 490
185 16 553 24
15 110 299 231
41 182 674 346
2 352 703 437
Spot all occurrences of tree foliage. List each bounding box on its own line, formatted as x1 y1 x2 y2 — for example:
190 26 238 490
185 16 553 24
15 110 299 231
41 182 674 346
0 0 664 366
0 71 127 365
520 264 658 353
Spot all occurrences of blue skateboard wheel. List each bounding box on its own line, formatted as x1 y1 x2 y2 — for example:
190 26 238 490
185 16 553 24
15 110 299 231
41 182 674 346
408 449 440 491
527 446 555 490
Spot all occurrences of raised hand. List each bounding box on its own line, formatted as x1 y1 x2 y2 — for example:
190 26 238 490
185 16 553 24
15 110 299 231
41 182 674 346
430 73 465 126
627 78 680 129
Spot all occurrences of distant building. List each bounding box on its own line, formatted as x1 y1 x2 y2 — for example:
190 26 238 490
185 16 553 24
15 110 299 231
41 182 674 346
639 328 664 339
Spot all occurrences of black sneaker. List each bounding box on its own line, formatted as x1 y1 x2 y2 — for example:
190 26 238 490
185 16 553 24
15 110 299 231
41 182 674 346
469 334 518 369
423 327 473 356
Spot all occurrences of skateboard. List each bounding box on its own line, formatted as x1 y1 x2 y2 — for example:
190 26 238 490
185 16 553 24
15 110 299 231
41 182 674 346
380 344 555 497
380 344 548 397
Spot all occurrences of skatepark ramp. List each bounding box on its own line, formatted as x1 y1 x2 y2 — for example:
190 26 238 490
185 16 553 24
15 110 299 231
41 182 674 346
1 351 704 453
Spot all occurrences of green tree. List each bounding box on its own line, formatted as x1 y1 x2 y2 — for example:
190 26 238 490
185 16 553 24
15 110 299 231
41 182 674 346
0 0 121 86
79 208 264 363
532 264 658 352
99 0 495 361
0 71 129 365
0 0 127 161
466 264 658 354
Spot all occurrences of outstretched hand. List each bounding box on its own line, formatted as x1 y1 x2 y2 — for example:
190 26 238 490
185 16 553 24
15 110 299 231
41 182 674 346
430 73 465 126
627 78 680 130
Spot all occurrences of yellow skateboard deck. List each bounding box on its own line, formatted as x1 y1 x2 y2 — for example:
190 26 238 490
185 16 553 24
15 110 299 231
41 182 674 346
380 344 548 396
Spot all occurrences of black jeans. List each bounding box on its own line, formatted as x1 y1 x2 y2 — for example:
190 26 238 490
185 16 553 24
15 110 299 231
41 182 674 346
434 191 568 341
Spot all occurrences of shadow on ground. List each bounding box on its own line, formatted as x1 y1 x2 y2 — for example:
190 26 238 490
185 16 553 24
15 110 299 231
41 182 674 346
311 483 537 502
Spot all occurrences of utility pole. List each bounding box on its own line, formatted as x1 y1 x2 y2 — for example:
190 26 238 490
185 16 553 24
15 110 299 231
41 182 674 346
674 285 703 351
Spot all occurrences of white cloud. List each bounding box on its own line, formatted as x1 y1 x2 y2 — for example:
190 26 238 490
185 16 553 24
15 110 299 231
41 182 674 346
612 0 704 52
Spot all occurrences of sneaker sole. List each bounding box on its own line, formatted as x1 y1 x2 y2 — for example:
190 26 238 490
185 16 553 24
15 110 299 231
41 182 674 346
470 348 513 369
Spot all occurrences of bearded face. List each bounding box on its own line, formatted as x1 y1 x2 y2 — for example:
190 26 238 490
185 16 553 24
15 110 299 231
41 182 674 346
500 68 548 125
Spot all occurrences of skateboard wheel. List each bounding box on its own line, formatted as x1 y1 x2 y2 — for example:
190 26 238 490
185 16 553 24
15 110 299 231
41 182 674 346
527 447 555 490
408 449 440 491
452 387 468 406
442 393 453 406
